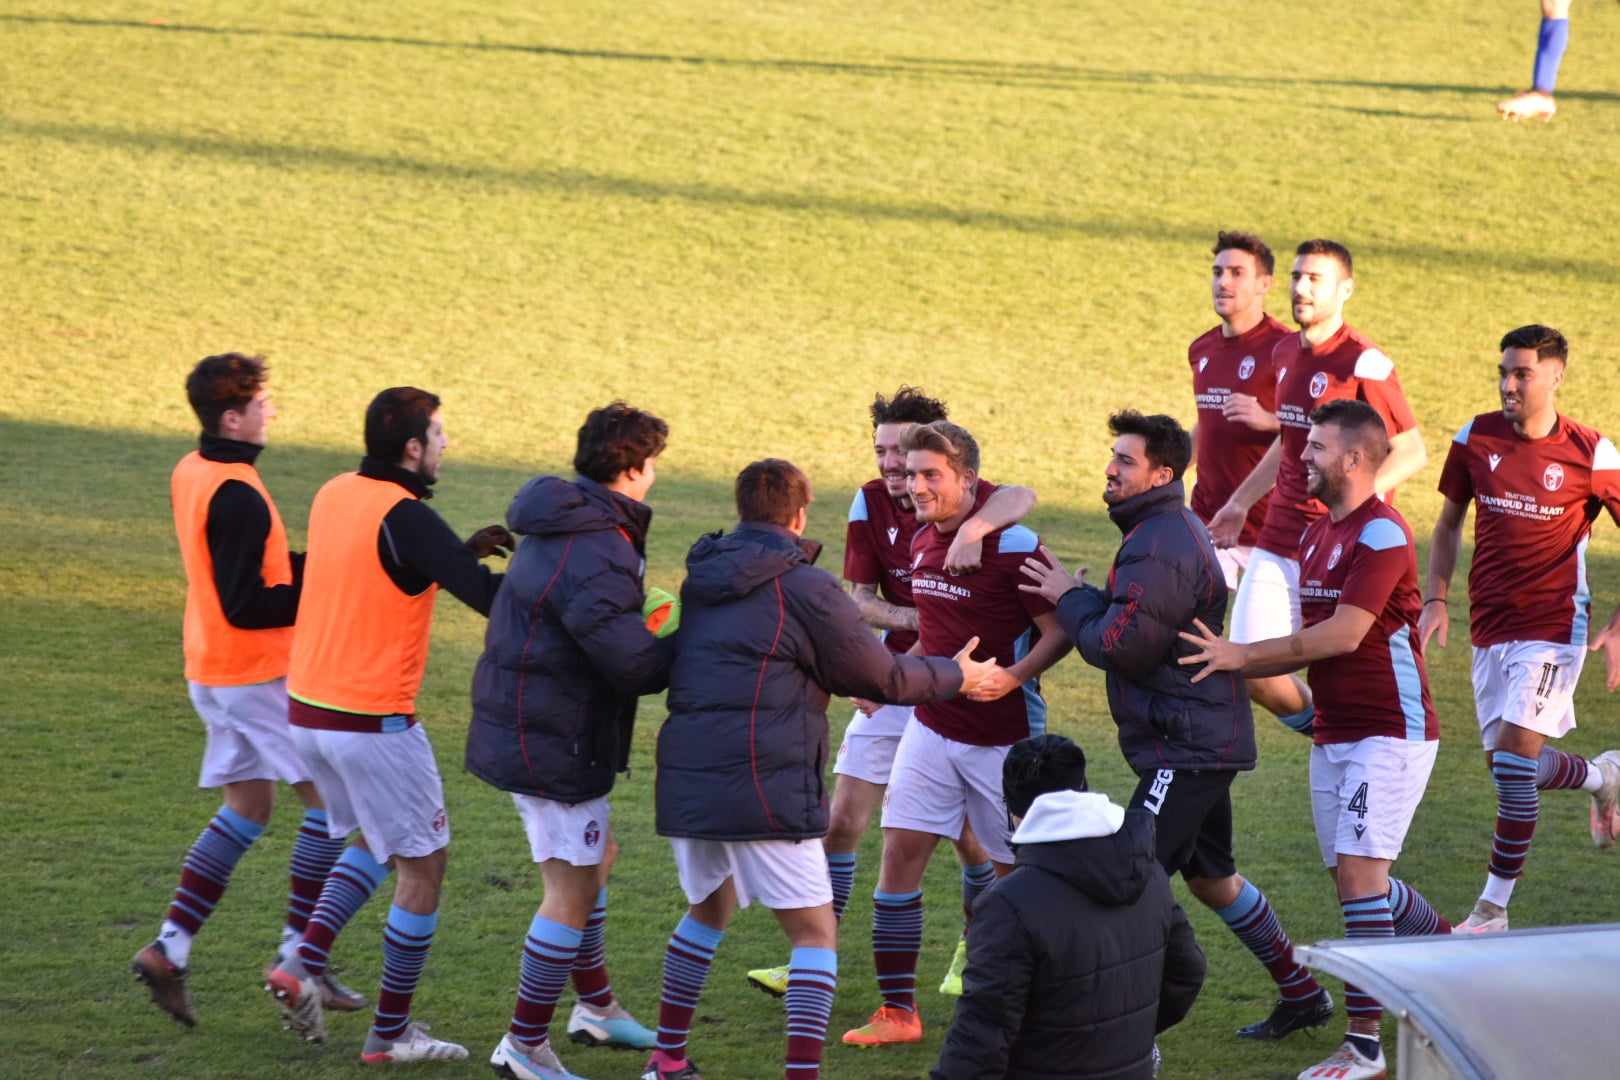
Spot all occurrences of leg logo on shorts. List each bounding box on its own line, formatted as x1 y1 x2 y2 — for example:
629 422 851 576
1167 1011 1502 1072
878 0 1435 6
583 820 601 848
1143 769 1175 816
1348 782 1369 839
431 808 447 833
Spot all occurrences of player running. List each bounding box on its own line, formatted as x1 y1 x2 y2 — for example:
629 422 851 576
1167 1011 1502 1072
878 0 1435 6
1183 400 1450 1080
747 387 1034 1000
132 354 363 1026
1419 325 1620 933
1208 239 1427 738
842 421 1071 1049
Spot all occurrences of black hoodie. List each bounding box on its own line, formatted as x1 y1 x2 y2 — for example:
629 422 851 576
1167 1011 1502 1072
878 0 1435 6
656 522 962 841
932 793 1206 1080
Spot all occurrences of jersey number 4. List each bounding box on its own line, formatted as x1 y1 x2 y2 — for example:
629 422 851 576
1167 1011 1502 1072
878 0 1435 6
1348 782 1370 820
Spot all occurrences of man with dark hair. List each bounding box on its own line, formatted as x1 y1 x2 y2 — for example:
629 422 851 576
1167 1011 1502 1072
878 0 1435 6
644 458 996 1080
1183 399 1448 1080
263 387 514 1065
468 402 673 1079
1208 238 1426 739
930 734 1205 1080
1420 326 1620 933
132 355 364 1027
844 420 1070 1049
748 388 1035 1001
1022 410 1331 1046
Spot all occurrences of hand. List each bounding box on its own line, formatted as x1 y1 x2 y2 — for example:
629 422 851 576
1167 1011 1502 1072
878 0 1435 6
1589 623 1620 692
1417 600 1448 652
1206 502 1246 548
1221 392 1279 432
466 525 516 559
965 664 1022 702
944 525 986 575
1176 618 1248 684
1017 545 1085 605
851 697 881 717
952 635 1000 698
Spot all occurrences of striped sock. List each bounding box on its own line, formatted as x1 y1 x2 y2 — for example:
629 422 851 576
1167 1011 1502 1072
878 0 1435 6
1212 880 1322 1004
872 889 923 1012
1387 878 1450 935
1537 748 1592 791
297 845 388 977
570 887 614 1008
826 853 857 921
960 862 997 921
1490 751 1540 882
286 809 345 937
372 905 437 1043
785 947 837 1079
655 915 725 1058
1339 892 1393 1026
160 805 264 967
510 914 583 1046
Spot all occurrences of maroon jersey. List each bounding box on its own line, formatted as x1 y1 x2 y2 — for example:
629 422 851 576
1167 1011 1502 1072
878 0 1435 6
1257 324 1419 558
1188 313 1291 546
845 478 994 654
1438 412 1620 648
1298 497 1437 745
909 486 1055 747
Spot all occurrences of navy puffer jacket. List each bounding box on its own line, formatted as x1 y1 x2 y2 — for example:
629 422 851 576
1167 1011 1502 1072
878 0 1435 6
656 522 963 841
466 475 672 804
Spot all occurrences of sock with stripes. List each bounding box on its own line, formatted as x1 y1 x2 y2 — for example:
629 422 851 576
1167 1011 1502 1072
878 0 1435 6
1533 17 1570 94
872 889 923 1012
826 853 857 921
1387 877 1451 935
510 914 582 1047
570 887 615 1008
1489 750 1540 888
285 809 345 938
295 845 388 978
960 862 997 921
1212 880 1322 1004
784 947 837 1079
371 905 437 1043
159 805 265 969
1339 892 1393 1026
654 915 725 1060
1538 747 1597 792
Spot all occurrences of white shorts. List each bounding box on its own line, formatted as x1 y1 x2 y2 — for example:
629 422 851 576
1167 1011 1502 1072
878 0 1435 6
1215 545 1253 593
834 705 912 784
1471 640 1585 750
1230 547 1301 645
291 723 450 864
513 793 610 866
1309 737 1438 867
669 837 832 910
880 720 1014 864
190 677 310 788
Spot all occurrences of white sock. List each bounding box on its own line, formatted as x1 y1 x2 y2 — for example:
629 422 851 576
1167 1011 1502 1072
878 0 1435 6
159 920 194 968
1480 874 1516 908
1582 767 1604 794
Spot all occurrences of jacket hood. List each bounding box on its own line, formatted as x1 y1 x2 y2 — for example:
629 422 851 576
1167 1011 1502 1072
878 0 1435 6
1107 478 1186 535
683 523 822 604
1014 793 1155 908
507 475 651 543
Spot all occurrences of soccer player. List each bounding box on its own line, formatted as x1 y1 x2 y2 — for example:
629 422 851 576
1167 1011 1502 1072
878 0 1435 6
842 421 1071 1049
645 458 995 1080
132 354 362 1026
1497 0 1573 122
1182 400 1450 1080
1208 239 1427 737
1419 325 1620 933
263 387 513 1065
468 403 673 1079
1021 411 1334 1044
747 387 1036 1000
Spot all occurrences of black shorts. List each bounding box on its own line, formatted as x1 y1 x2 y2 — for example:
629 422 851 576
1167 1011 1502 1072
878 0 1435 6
1128 768 1237 881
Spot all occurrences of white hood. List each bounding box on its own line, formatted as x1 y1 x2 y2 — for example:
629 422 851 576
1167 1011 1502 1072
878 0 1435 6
1011 790 1126 844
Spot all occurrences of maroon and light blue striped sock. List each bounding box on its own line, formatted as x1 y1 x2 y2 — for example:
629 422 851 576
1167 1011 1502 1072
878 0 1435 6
285 808 345 938
826 853 857 921
872 889 923 1012
654 915 725 1060
1387 878 1450 935
510 914 582 1047
785 947 836 1079
1339 892 1393 1026
295 845 387 977
159 805 264 967
570 887 615 1008
371 905 436 1042
1213 880 1322 1004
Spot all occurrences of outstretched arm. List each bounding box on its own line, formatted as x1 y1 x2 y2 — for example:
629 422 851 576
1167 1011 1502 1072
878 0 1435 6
945 485 1038 574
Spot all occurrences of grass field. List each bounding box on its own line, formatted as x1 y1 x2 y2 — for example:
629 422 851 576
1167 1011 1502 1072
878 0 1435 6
4 3 1620 1077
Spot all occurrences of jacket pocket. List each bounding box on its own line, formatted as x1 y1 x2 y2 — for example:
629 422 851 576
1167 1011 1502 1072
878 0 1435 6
1147 697 1193 745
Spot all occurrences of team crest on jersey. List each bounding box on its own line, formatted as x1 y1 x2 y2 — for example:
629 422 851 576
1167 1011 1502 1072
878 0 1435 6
1238 356 1255 380
1544 463 1565 491
584 820 601 848
1326 542 1344 570
1487 453 1502 472
1309 372 1329 398
887 526 899 545
1198 356 1209 373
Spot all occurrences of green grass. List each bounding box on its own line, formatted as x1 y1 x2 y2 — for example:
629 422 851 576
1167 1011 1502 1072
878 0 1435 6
3 2 1620 1076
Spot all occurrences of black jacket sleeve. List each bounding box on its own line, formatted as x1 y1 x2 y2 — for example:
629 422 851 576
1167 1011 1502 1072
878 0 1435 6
930 890 1033 1080
1056 546 1195 681
379 499 503 616
559 560 675 695
787 571 962 704
205 479 304 629
1156 897 1206 1033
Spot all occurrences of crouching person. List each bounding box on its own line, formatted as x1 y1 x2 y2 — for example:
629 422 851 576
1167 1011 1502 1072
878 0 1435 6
931 735 1206 1080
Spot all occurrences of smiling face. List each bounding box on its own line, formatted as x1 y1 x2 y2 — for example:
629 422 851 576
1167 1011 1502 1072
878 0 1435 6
1290 253 1353 331
1498 346 1563 427
905 448 975 524
1212 248 1271 326
1302 421 1351 505
873 421 913 499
